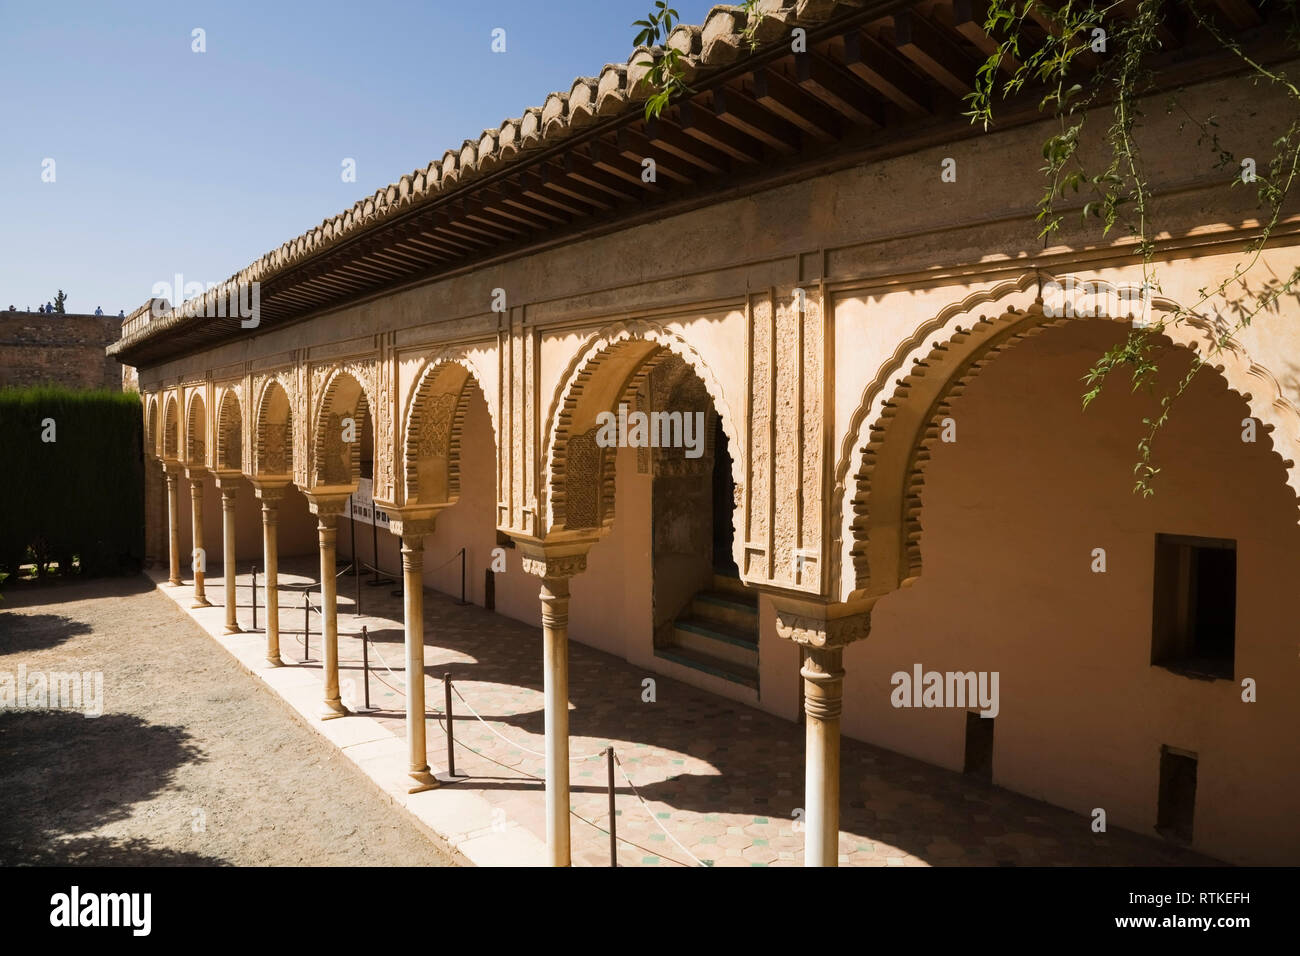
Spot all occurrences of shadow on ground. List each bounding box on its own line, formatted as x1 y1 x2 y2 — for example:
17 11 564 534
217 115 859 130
0 612 94 654
0 709 223 866
1 574 155 611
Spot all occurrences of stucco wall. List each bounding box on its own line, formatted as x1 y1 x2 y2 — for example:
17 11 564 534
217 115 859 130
842 320 1300 865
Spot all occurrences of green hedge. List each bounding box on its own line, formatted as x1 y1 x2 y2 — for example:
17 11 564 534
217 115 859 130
0 386 143 577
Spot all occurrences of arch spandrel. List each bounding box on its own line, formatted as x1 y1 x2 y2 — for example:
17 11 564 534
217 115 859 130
838 273 1300 602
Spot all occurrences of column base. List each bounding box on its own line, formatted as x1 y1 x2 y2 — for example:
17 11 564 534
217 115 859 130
223 624 242 634
168 577 182 587
319 700 351 720
192 598 213 609
265 655 284 668
407 770 440 794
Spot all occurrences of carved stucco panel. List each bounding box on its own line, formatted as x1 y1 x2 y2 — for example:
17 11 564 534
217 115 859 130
563 426 602 530
374 352 394 501
294 365 309 487
800 291 824 592
747 296 772 577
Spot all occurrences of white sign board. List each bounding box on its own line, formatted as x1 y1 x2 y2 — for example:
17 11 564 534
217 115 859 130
349 478 391 529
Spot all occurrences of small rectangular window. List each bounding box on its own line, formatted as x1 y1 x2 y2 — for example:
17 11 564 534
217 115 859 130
963 711 994 782
1156 747 1197 844
1151 533 1236 680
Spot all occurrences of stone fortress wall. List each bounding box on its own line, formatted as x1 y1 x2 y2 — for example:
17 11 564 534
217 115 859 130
0 312 124 390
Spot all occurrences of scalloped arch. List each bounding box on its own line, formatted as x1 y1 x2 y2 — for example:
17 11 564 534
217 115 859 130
401 352 497 507
542 320 745 564
145 394 160 459
162 392 180 460
311 366 375 489
215 385 243 472
838 272 1300 600
184 389 207 466
253 377 294 478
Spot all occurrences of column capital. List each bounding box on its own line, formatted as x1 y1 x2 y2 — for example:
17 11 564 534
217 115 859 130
184 464 209 482
211 469 242 492
162 460 184 478
252 478 290 502
772 596 874 649
305 491 350 518
380 504 440 539
514 535 596 584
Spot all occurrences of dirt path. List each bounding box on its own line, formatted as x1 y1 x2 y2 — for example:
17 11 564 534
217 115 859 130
0 576 454 866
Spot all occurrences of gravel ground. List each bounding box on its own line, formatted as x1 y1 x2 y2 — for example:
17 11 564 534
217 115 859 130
0 575 455 866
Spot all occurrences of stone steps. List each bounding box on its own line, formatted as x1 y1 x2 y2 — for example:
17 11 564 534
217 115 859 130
655 576 759 688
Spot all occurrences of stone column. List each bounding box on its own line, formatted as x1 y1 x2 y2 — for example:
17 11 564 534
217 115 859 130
309 495 350 720
774 599 873 868
188 473 211 608
217 479 240 633
802 645 845 867
164 464 182 586
402 526 441 791
383 508 441 792
539 575 572 867
520 542 591 867
255 484 286 667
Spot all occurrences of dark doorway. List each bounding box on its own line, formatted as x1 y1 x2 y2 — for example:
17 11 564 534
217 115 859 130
711 414 737 576
1156 747 1197 844
963 712 994 782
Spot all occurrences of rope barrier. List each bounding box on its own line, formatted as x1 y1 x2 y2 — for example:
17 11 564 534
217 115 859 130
425 547 465 574
450 683 604 762
277 563 353 594
426 710 690 867
612 751 707 867
359 560 397 580
239 586 700 867
363 628 412 690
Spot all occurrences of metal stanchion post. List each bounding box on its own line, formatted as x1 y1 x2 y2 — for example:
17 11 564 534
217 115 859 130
350 495 361 615
302 592 310 664
361 625 371 711
435 672 467 784
608 747 617 867
370 517 381 586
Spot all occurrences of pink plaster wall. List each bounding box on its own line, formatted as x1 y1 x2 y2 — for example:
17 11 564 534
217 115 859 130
840 319 1300 865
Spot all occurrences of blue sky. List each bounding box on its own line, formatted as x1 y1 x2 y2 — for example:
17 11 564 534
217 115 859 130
0 0 716 314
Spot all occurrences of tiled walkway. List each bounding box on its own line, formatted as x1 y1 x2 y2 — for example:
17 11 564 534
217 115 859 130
178 558 1215 867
